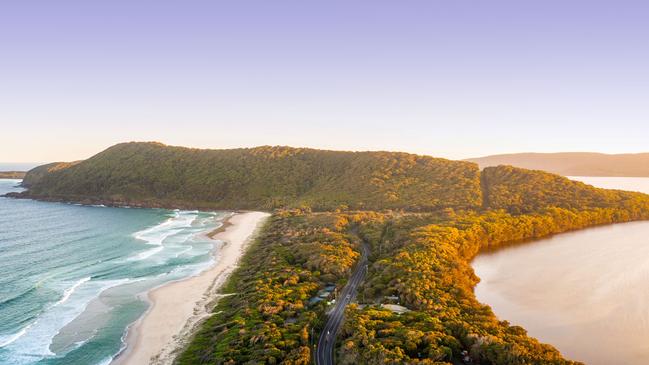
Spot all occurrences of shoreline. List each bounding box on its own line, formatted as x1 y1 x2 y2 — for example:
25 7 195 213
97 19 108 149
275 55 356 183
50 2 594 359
1 192 248 212
111 211 270 365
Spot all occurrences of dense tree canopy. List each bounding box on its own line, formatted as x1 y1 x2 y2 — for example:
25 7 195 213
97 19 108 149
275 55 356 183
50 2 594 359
14 142 649 364
178 211 361 365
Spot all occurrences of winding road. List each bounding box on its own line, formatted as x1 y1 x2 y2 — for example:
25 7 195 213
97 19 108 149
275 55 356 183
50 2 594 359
315 240 369 365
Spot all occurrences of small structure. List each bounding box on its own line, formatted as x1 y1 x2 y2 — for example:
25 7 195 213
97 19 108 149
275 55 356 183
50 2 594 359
324 284 336 292
309 284 337 306
308 297 324 306
381 304 410 314
317 290 329 298
461 350 472 363
319 285 337 298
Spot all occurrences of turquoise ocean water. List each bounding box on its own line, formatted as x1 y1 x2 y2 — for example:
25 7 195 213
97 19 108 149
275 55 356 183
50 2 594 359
0 179 228 365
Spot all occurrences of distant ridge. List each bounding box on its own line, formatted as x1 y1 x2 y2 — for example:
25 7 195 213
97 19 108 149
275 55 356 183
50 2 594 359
467 152 649 177
0 171 25 179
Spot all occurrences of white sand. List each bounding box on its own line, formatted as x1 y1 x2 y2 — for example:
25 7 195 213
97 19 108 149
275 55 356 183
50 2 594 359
112 211 270 365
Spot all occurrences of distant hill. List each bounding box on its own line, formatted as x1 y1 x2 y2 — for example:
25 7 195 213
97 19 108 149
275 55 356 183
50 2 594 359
0 171 26 179
13 142 483 211
468 152 649 177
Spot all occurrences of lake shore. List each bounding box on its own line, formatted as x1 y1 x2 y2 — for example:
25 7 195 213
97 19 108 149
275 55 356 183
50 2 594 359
111 211 270 365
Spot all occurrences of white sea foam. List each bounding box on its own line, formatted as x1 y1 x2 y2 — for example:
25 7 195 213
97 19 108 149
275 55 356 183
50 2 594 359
0 324 32 348
134 211 198 245
96 356 115 365
54 277 91 307
0 277 93 349
174 246 193 258
129 246 164 261
127 211 200 261
0 278 131 364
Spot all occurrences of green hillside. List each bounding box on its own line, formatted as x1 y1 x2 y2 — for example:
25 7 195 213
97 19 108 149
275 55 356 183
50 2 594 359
17 142 483 211
17 142 649 215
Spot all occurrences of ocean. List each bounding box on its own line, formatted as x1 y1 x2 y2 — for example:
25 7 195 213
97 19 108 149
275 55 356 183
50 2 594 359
0 179 228 365
0 164 41 172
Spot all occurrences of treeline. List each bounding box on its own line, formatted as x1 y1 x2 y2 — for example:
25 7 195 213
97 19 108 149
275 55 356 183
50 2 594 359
16 142 483 211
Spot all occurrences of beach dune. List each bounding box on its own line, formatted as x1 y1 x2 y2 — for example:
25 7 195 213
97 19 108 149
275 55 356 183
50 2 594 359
112 211 270 365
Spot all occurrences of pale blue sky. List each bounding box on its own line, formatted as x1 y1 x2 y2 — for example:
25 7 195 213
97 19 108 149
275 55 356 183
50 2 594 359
2 1 649 163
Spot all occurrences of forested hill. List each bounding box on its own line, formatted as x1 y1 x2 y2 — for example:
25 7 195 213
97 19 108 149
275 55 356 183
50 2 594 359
13 142 649 214
469 152 649 177
14 142 483 211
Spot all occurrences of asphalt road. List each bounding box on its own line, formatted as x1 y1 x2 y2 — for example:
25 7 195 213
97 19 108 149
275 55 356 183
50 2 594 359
315 240 369 365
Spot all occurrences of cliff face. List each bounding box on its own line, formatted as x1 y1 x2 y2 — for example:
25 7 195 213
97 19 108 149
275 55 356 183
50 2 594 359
15 142 484 211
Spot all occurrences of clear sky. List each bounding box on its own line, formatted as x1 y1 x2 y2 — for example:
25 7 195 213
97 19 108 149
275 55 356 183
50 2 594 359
2 0 649 163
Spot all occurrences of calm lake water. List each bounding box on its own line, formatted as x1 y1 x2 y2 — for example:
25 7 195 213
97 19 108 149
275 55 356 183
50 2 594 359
0 179 228 365
473 176 649 365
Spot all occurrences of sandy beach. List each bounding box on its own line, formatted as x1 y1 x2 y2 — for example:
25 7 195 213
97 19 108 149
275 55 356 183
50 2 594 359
112 211 270 365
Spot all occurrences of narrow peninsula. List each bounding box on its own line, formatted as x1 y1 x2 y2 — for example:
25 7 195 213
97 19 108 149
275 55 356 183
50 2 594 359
12 142 649 365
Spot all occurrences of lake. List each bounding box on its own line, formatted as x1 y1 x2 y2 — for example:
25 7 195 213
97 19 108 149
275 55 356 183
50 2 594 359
473 176 649 365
